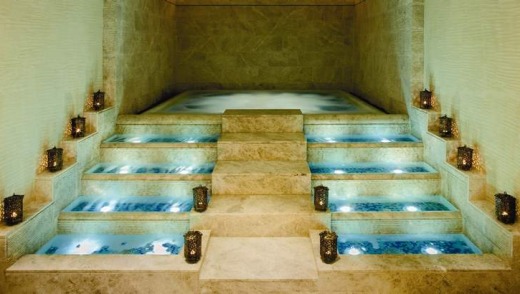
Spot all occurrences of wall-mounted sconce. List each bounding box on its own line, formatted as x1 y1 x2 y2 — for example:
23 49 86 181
419 89 432 109
3 194 24 226
456 145 473 171
193 185 208 212
439 115 453 137
47 146 63 172
184 230 202 263
71 115 86 138
319 230 338 264
495 192 516 224
314 185 329 212
93 90 105 111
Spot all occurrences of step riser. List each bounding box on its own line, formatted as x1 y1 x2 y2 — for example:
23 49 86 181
200 280 318 293
58 220 189 234
308 147 423 163
190 214 329 237
218 143 306 161
100 147 217 164
116 124 221 136
332 219 462 234
212 174 310 195
312 179 441 197
81 180 211 197
304 124 410 136
222 114 302 133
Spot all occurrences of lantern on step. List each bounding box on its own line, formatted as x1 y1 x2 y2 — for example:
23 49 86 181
314 185 329 211
193 185 208 212
495 192 516 224
93 90 105 111
47 146 63 172
419 89 432 109
3 194 24 226
71 115 86 138
184 230 202 263
439 115 453 137
456 145 473 171
319 230 338 264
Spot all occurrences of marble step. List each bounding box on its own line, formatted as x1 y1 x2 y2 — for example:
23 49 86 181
218 132 307 161
58 212 189 234
115 114 221 136
199 237 318 293
81 178 211 197
100 144 217 164
308 142 424 163
212 160 311 195
222 109 303 133
312 177 441 197
190 194 329 237
331 210 462 234
304 114 411 136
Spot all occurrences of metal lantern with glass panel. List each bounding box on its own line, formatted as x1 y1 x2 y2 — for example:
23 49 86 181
419 89 432 109
47 146 63 172
456 145 473 171
314 185 329 211
184 230 202 263
319 230 338 264
71 115 86 138
439 115 453 137
93 90 105 111
495 192 516 224
3 194 24 226
193 185 208 212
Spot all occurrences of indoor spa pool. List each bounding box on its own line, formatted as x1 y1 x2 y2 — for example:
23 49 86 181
309 162 436 174
36 234 184 255
306 134 420 143
329 195 457 213
104 134 219 144
86 163 215 175
144 90 382 114
338 234 481 255
64 196 193 213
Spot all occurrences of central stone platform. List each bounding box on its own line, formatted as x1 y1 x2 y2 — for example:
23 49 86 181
200 237 318 293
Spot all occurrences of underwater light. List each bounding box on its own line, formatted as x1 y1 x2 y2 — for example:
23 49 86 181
148 240 169 255
334 169 346 174
405 205 419 212
324 137 337 143
72 239 101 255
339 205 353 212
423 246 440 255
392 169 404 174
128 137 142 143
169 206 181 213
100 206 112 213
118 165 131 174
185 139 197 143
380 138 391 143
347 247 363 255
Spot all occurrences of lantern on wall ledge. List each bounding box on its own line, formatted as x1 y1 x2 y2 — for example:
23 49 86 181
93 90 105 111
495 192 516 224
319 230 338 264
184 230 203 264
71 115 86 138
456 145 473 171
314 185 329 212
3 194 24 226
439 115 453 137
192 185 208 212
47 146 63 172
419 89 432 109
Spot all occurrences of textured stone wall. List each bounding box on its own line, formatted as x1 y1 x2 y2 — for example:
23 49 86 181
173 5 355 92
353 0 424 114
424 0 520 197
0 0 103 198
104 0 177 114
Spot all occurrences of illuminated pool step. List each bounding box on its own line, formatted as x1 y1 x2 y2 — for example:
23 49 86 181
36 234 184 255
99 145 217 164
307 143 423 163
309 162 436 175
63 196 193 213
304 114 411 136
338 234 481 255
104 134 219 143
86 163 215 175
329 195 456 212
306 134 420 143
115 114 221 136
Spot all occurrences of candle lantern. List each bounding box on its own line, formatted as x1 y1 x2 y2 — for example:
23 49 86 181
192 185 208 212
456 145 473 171
184 230 203 263
314 185 329 211
93 90 105 111
495 192 516 224
419 89 432 109
71 115 86 138
46 146 63 172
3 194 24 226
319 230 338 264
439 115 453 137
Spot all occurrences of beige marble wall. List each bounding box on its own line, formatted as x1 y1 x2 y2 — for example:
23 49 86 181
424 0 520 198
104 0 177 114
353 0 424 114
174 5 355 91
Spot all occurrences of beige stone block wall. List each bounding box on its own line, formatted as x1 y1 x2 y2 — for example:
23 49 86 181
173 5 355 91
0 0 103 199
104 0 177 114
424 0 520 198
353 0 424 114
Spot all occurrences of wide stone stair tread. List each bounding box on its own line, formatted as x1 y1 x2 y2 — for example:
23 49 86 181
205 194 313 214
199 237 318 292
222 109 303 133
213 160 310 175
219 132 306 143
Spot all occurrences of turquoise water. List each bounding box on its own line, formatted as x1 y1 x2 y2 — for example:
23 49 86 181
329 196 456 212
86 163 215 175
105 134 219 143
64 196 193 213
309 162 436 174
306 134 420 143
